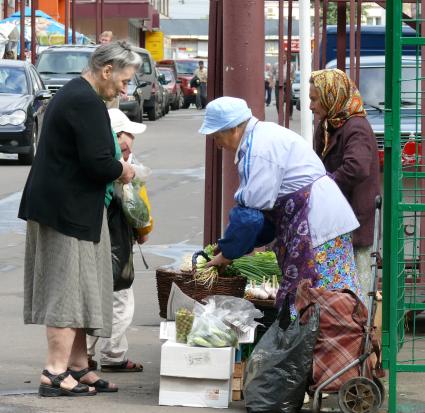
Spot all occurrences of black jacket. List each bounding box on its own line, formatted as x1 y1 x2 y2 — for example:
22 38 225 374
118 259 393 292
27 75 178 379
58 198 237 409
19 77 123 242
314 116 380 248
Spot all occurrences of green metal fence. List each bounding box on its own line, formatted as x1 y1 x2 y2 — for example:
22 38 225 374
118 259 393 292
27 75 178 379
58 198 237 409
383 2 425 412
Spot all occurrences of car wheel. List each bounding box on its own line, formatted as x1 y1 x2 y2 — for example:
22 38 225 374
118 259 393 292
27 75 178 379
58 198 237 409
165 101 170 114
19 122 37 165
171 95 180 110
135 104 143 123
182 98 191 109
179 93 185 109
148 101 159 121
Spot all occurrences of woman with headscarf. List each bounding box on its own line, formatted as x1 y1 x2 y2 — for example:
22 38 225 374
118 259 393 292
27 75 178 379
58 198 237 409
199 96 364 315
309 69 380 300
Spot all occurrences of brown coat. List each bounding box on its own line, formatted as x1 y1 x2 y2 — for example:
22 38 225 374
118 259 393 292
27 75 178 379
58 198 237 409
314 116 380 248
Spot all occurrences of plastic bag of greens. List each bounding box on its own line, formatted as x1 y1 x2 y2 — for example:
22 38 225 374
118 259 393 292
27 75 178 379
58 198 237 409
186 301 238 348
243 297 320 413
175 308 195 343
120 180 149 229
203 295 263 333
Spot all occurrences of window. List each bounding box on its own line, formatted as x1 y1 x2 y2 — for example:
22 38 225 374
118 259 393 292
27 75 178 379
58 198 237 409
0 67 28 94
29 67 42 93
37 51 91 75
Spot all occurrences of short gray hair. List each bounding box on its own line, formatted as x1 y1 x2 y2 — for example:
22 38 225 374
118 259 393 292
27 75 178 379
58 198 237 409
88 41 141 73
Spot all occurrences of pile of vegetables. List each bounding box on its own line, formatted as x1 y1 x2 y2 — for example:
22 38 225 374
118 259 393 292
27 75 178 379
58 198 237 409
187 317 238 348
179 245 282 295
245 274 279 300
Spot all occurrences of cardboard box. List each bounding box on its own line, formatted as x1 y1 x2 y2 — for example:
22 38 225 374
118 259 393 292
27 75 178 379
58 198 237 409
160 341 234 380
159 321 176 341
232 377 242 391
233 362 245 378
232 390 242 402
159 376 231 408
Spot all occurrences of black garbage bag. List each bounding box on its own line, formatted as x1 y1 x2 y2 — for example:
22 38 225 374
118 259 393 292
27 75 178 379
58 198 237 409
243 298 320 413
107 195 135 291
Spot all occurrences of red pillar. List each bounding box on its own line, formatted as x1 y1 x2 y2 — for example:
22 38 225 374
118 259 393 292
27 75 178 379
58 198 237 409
71 0 76 44
204 0 223 246
64 0 69 44
31 0 37 64
336 1 347 72
19 0 25 60
95 0 100 43
222 0 264 226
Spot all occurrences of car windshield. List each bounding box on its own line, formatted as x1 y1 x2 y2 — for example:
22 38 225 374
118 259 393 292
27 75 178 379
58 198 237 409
176 61 201 74
359 65 418 107
158 69 173 82
137 53 151 75
37 51 91 75
0 67 28 94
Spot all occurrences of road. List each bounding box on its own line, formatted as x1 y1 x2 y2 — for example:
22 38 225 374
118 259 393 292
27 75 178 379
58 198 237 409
1 104 424 413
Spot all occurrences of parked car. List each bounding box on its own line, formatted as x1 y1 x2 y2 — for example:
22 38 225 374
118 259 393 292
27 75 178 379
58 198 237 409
157 59 207 108
129 46 165 121
37 44 154 123
156 68 170 116
119 75 147 123
0 60 51 164
157 66 183 110
326 55 419 168
35 44 97 95
292 71 300 105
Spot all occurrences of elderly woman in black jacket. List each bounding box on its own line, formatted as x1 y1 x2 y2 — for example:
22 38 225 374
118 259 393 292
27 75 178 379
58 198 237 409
19 42 140 397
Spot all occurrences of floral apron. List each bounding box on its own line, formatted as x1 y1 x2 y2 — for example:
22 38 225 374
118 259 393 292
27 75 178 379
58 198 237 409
268 180 319 310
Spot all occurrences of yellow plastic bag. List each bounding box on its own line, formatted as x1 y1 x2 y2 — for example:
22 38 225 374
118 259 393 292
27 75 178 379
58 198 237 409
137 185 153 236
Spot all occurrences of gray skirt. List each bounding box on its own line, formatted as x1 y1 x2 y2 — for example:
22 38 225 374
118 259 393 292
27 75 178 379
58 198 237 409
23 209 113 338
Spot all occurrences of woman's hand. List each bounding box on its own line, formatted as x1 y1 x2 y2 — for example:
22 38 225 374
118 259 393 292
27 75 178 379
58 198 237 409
136 234 149 244
205 252 232 269
119 160 135 184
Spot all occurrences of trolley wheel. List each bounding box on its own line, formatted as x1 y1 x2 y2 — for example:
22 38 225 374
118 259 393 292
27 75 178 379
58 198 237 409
312 391 322 413
338 377 381 413
373 376 386 407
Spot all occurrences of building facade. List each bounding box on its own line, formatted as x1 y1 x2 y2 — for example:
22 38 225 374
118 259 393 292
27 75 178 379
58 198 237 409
73 0 169 46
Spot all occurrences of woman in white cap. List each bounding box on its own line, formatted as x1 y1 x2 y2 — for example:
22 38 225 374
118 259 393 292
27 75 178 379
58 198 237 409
87 108 148 375
200 96 364 313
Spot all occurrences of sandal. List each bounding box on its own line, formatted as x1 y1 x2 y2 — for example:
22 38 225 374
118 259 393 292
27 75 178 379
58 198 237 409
101 359 143 373
68 367 118 393
39 369 97 397
88 356 98 371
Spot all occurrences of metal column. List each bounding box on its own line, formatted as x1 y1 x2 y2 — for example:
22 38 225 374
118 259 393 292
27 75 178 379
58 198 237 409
204 0 223 246
19 0 24 60
71 0 76 44
31 0 36 64
64 0 69 44
222 0 265 226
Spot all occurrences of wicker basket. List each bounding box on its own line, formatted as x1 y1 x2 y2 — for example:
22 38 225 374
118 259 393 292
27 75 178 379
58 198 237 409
156 267 247 319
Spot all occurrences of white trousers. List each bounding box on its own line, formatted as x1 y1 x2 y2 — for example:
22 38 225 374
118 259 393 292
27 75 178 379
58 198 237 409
87 287 135 365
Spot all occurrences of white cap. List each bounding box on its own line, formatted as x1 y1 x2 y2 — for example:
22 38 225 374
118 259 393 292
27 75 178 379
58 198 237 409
199 96 252 135
108 108 147 138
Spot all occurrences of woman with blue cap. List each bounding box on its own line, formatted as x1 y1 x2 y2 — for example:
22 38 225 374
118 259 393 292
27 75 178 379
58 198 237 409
199 96 364 313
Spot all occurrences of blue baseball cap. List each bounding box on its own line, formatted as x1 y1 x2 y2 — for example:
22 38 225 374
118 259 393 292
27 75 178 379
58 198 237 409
199 96 252 135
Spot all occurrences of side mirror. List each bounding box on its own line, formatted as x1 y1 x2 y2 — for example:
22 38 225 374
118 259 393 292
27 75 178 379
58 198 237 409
35 89 52 100
136 81 149 89
158 73 166 84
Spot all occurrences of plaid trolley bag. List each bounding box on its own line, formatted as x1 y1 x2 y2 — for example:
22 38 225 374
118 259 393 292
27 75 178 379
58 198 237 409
295 280 381 392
